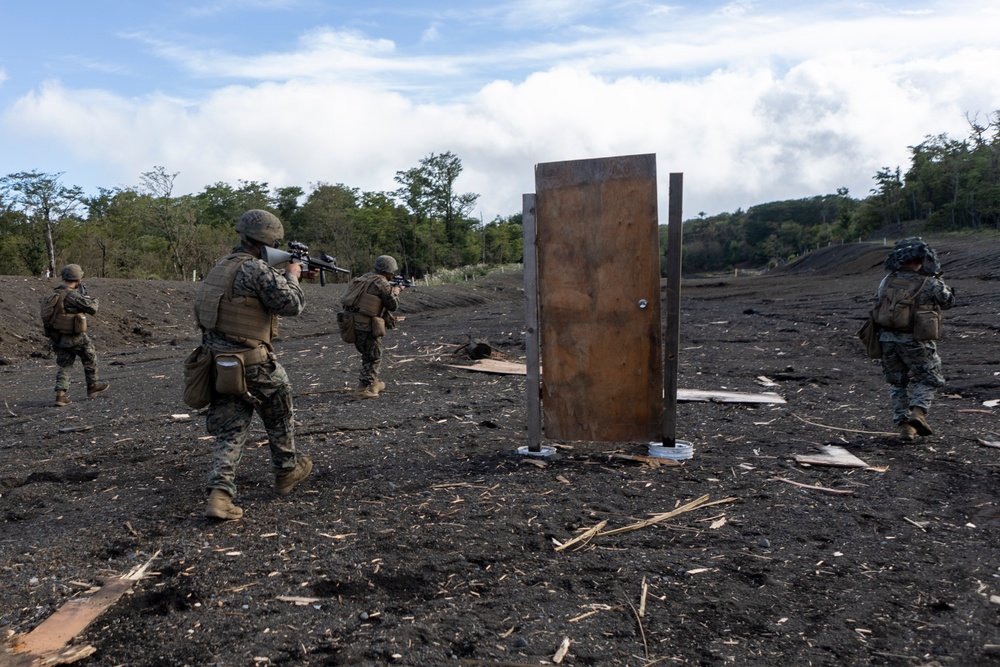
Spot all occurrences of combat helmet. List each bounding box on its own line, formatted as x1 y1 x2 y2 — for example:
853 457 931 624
61 264 84 281
884 237 940 275
235 209 284 246
374 255 398 274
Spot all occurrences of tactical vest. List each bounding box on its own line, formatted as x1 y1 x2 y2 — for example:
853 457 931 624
195 253 277 347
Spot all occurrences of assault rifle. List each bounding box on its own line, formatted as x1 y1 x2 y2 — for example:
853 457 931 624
389 275 414 288
262 241 350 286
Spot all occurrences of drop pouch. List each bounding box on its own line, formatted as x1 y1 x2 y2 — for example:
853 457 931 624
857 315 882 359
214 354 247 395
182 346 214 408
371 316 386 338
337 311 356 344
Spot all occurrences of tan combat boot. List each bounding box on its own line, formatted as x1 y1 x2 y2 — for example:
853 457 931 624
908 407 933 436
54 391 71 407
275 455 313 496
354 384 379 399
205 489 243 520
87 381 110 397
371 379 385 394
898 423 918 442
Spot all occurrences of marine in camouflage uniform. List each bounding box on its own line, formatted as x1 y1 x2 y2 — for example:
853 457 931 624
875 238 955 441
349 255 402 399
44 264 110 406
196 210 315 520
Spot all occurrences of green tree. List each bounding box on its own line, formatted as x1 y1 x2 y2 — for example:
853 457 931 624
0 170 84 275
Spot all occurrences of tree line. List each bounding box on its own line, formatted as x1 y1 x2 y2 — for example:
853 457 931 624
0 151 523 281
4 111 998 281
668 110 1000 273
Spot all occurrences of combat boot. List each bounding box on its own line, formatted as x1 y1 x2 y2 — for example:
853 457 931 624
354 384 379 399
372 379 385 394
87 381 110 397
205 489 243 520
898 423 918 442
54 391 71 407
907 407 933 436
275 455 313 496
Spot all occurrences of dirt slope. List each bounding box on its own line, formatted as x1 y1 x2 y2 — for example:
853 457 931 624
1 237 1000 666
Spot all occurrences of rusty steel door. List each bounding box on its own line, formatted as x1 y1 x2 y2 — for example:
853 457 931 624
534 154 662 442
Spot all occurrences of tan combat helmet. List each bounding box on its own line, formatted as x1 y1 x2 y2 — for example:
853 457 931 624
235 209 284 246
374 255 398 275
61 264 84 281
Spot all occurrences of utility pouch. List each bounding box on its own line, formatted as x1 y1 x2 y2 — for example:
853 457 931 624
337 311 356 344
214 354 247 395
857 315 882 359
912 308 940 342
371 316 386 338
53 313 87 334
182 346 214 409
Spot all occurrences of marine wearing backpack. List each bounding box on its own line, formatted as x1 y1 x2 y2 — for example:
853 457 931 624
40 264 109 406
869 238 955 442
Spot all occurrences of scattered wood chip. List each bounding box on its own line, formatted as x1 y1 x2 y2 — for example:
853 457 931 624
794 445 868 468
57 425 92 433
597 494 734 537
276 595 320 606
772 475 854 495
978 439 1000 449
553 637 571 664
554 520 607 552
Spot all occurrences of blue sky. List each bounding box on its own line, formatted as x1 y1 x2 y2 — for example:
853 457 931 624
2 0 998 221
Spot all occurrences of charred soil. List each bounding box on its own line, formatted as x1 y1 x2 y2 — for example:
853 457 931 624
1 236 1000 666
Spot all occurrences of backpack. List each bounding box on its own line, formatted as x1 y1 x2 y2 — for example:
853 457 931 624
40 289 87 335
872 273 927 332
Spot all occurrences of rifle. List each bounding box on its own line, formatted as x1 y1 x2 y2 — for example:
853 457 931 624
389 275 414 288
262 241 351 286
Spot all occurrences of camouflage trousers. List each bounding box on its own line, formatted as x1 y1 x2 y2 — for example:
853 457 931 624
353 330 384 387
52 337 100 392
205 359 298 498
880 340 945 425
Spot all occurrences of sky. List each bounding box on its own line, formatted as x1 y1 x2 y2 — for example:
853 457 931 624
1 0 999 222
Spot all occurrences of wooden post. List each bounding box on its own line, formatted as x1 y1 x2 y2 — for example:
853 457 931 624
522 193 542 451
662 173 684 446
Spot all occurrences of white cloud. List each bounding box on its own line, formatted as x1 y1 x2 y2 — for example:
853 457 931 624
3 0 1000 220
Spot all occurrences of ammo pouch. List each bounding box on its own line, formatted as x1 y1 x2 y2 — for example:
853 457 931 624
214 355 246 396
183 346 214 409
371 316 386 338
337 311 356 344
912 307 940 342
53 313 87 335
213 346 270 396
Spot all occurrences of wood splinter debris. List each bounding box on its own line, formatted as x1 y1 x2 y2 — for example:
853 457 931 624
773 475 855 496
552 637 571 664
2 550 160 665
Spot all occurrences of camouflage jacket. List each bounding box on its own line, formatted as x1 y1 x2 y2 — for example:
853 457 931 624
875 269 955 343
202 250 306 352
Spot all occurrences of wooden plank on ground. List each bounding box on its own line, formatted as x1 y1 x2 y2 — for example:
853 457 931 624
3 552 158 665
448 361 786 405
794 445 869 468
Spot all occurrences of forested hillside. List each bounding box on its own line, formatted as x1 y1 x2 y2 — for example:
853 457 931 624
3 111 999 280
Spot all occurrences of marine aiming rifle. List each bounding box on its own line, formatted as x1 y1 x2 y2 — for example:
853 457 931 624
262 241 351 286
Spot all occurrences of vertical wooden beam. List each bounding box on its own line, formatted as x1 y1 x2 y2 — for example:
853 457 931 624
522 193 542 451
662 173 684 446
